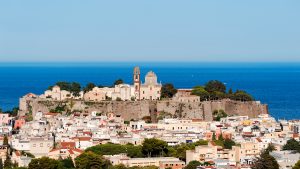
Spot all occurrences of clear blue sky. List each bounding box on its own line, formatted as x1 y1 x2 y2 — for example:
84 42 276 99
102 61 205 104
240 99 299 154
0 0 300 62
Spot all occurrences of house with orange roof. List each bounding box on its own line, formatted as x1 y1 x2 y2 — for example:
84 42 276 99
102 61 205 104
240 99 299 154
48 147 83 161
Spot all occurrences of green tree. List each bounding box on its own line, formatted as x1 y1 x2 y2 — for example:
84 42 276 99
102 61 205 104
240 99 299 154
111 164 127 169
0 158 3 169
83 83 96 93
212 109 227 121
191 86 210 101
85 143 144 158
228 88 233 94
28 157 60 169
113 79 124 86
283 139 300 153
161 83 177 98
231 90 253 101
52 82 81 97
75 151 111 169
212 132 216 141
218 133 224 142
59 157 75 169
293 160 300 169
70 82 81 97
4 152 12 169
266 143 276 153
205 80 226 93
142 138 168 157
223 139 236 149
251 150 279 169
184 161 201 169
3 135 8 146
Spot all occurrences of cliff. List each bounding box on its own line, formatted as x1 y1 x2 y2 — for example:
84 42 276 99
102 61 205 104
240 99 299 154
19 99 268 121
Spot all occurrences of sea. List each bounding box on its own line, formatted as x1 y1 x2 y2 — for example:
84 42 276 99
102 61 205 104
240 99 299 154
0 62 299 120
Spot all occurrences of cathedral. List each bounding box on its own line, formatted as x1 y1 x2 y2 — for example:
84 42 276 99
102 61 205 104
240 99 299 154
133 66 162 100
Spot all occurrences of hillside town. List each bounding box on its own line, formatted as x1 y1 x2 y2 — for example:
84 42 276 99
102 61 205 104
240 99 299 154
0 67 299 169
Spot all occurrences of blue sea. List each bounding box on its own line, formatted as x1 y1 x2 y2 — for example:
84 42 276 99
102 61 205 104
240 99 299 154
0 62 299 120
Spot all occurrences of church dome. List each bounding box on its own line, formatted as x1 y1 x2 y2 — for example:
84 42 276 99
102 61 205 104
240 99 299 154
145 71 158 85
146 71 156 77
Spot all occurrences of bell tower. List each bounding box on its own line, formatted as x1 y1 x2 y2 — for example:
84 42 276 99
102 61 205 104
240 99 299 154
133 66 141 100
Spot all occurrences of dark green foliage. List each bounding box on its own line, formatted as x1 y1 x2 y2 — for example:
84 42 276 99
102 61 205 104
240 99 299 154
0 159 3 169
169 140 208 161
192 80 254 101
83 83 96 93
212 133 216 141
293 160 300 169
283 139 300 153
223 139 236 149
191 86 210 101
113 79 124 86
116 97 122 101
28 157 60 169
230 90 253 101
4 152 12 168
161 83 177 98
85 143 144 158
205 80 226 93
50 104 66 113
265 143 276 153
212 109 227 121
75 151 111 169
86 140 208 162
50 82 81 97
59 157 75 169
184 161 202 169
157 111 173 120
3 135 8 145
20 151 35 158
251 150 279 169
3 107 19 117
142 138 168 157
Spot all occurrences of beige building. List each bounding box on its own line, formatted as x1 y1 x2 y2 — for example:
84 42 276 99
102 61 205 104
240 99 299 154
111 84 135 101
172 89 200 103
29 137 54 157
48 147 83 161
137 69 162 100
186 141 261 165
42 85 83 101
83 87 106 101
105 154 185 169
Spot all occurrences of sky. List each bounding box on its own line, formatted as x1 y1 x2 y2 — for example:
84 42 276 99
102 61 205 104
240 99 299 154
0 0 300 62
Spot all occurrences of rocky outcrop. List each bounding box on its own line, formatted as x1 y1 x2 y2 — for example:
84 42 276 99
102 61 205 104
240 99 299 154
19 99 268 121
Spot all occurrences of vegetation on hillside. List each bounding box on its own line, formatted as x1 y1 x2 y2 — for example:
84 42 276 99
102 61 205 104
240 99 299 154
48 82 81 97
251 149 279 169
192 80 254 101
160 83 177 99
282 138 300 153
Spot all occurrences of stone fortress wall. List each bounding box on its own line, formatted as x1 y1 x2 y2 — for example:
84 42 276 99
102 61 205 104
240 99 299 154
19 98 268 121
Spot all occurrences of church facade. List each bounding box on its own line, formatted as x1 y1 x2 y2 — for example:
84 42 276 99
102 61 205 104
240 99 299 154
133 67 162 100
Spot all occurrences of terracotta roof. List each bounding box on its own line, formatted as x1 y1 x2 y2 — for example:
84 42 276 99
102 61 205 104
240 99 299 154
44 112 59 116
72 137 91 141
256 138 262 142
61 142 76 149
15 151 21 156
